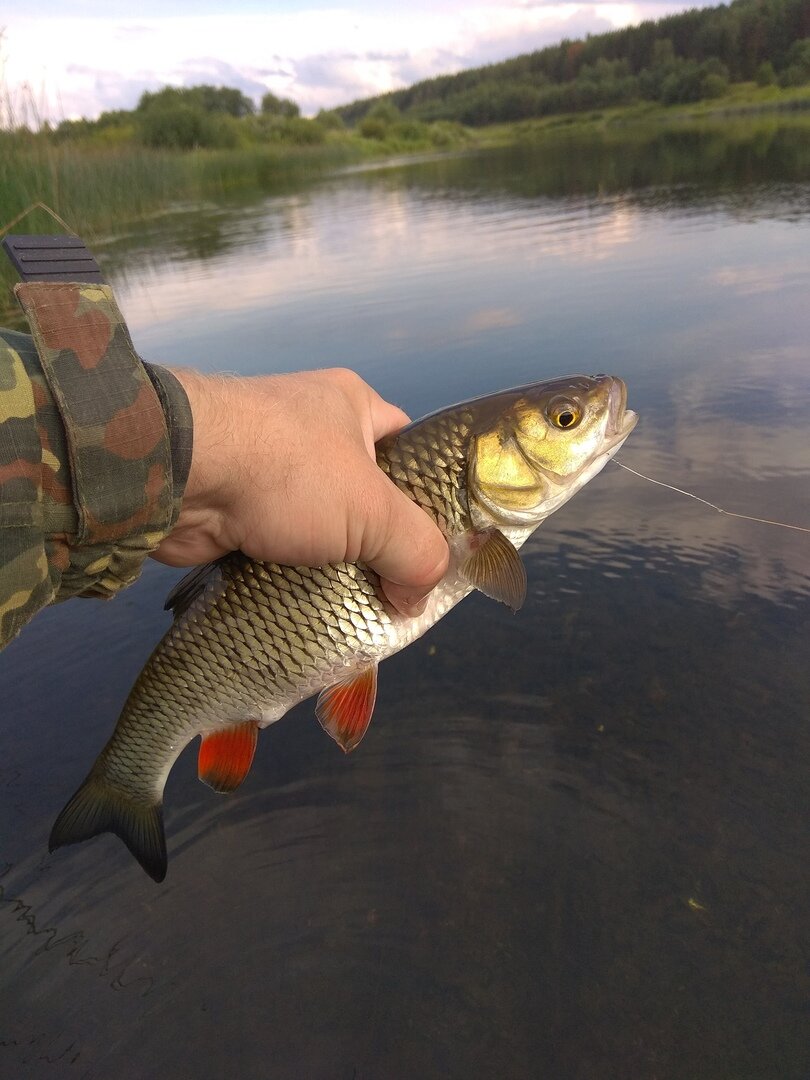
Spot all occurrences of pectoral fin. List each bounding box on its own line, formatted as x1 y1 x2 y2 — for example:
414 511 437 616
198 721 259 793
165 558 224 618
460 528 527 612
316 665 378 753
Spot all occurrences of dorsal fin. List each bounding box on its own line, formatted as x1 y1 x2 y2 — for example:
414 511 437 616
164 559 224 617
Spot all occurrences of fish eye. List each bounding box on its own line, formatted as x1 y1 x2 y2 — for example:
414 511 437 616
547 399 581 430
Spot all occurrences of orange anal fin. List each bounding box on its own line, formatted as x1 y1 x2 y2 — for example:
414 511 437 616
315 665 378 753
198 721 259 793
460 528 526 612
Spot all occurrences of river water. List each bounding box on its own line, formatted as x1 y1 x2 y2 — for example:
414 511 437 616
1 124 809 1079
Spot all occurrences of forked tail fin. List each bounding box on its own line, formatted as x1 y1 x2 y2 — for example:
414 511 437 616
49 773 167 883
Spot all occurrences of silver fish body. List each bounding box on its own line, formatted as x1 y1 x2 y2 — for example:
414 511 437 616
50 374 637 880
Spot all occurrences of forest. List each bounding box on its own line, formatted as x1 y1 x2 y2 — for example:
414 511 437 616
337 0 810 126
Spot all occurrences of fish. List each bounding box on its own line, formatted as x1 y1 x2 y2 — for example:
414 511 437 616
49 374 637 882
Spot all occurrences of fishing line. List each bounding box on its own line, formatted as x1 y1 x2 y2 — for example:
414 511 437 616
612 458 810 535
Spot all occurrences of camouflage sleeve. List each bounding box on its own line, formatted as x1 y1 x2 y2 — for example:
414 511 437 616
0 282 192 649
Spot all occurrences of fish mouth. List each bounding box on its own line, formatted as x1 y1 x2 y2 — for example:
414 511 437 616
605 377 637 448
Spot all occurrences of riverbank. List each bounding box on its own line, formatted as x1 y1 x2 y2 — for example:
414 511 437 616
0 121 473 323
2 81 810 324
475 80 810 144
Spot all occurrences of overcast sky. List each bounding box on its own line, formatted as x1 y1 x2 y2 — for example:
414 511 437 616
2 0 719 124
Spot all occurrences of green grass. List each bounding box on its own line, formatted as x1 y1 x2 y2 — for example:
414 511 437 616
0 135 364 231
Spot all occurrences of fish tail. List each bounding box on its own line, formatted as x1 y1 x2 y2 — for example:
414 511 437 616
49 770 167 883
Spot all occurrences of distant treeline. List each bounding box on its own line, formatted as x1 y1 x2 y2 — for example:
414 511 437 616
50 85 338 150
31 84 464 154
337 0 810 125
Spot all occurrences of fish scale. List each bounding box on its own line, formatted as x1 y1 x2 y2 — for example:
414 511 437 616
125 554 397 760
378 405 472 531
49 375 636 881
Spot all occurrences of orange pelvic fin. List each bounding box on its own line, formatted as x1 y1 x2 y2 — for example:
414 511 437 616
316 665 378 753
198 721 259 793
460 528 527 612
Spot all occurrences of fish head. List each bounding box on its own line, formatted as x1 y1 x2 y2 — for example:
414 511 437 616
468 374 637 528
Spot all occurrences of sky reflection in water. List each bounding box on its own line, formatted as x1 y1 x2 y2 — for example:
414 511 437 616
1 135 809 1079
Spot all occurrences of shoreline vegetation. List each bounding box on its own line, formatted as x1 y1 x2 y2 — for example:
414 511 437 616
3 94 809 327
2 0 810 321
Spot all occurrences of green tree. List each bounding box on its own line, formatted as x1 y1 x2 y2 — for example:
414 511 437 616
138 85 254 118
702 72 728 98
358 117 387 139
260 92 300 118
138 104 241 149
138 104 210 148
778 40 810 86
268 117 325 144
315 109 345 130
358 99 401 137
786 37 810 74
366 100 401 124
651 38 677 69
193 85 254 117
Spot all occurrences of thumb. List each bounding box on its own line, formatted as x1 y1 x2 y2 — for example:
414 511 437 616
362 471 449 618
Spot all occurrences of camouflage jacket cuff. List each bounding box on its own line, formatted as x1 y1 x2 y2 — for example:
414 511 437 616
142 363 194 527
10 281 193 604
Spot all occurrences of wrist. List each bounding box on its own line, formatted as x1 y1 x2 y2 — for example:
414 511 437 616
162 369 259 561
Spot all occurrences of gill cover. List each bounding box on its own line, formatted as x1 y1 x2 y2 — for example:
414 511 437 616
468 376 614 523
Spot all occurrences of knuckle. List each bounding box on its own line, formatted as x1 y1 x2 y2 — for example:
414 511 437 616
326 367 369 403
325 366 360 388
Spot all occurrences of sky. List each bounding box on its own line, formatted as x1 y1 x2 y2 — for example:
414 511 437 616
1 0 720 125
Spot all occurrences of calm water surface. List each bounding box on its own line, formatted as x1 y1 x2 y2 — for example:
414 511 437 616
2 129 809 1079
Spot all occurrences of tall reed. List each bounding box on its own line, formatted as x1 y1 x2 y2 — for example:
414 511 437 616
0 135 363 324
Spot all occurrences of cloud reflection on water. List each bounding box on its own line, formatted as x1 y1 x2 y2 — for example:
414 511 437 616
107 169 810 613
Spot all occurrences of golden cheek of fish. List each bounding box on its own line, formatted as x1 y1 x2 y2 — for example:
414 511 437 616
49 374 637 881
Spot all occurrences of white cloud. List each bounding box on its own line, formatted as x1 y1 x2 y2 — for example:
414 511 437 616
709 261 810 296
0 1 719 123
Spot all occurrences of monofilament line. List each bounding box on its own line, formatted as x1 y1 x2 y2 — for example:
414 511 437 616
612 459 810 535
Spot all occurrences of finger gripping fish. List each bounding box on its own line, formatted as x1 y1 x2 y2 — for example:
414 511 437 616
49 375 637 882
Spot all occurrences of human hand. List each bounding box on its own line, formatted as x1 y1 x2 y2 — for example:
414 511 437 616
152 367 449 617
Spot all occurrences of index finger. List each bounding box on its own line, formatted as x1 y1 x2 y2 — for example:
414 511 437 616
365 390 411 443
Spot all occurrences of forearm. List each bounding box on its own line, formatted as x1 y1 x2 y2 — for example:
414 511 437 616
0 283 192 648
